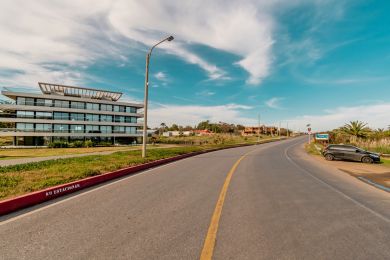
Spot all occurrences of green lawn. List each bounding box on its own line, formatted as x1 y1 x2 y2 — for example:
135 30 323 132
0 146 142 159
0 137 280 200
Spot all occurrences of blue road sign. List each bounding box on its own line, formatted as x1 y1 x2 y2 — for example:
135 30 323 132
315 133 329 140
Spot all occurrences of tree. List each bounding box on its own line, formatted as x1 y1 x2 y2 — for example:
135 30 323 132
197 120 211 130
169 124 179 131
159 122 167 135
340 121 370 138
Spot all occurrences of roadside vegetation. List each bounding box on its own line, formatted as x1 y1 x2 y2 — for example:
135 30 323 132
329 121 390 154
305 120 390 166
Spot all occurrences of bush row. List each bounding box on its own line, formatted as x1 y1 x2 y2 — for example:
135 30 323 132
48 140 112 148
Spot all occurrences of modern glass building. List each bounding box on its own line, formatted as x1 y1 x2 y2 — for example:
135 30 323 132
0 82 143 146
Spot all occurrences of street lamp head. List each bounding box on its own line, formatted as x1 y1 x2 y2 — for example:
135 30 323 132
167 35 174 41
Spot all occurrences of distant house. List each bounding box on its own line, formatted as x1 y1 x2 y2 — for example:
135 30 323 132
193 129 214 136
241 126 279 136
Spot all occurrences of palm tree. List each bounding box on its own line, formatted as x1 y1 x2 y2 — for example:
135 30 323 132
340 121 370 138
160 122 167 135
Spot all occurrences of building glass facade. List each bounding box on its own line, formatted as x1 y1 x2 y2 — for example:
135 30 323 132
0 82 143 146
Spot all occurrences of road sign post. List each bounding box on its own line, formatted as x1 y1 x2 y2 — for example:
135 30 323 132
307 124 312 144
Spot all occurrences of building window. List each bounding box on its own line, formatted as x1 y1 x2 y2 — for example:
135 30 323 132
36 112 52 119
70 113 85 121
85 114 99 122
53 124 69 133
35 124 52 132
71 101 85 109
54 100 69 108
16 111 34 118
113 105 120 112
16 97 25 105
101 104 112 111
53 112 69 120
16 97 34 106
126 106 137 113
114 115 125 123
86 103 99 111
70 125 84 133
86 125 100 133
125 127 136 134
113 126 125 133
36 99 53 107
100 115 112 122
100 125 112 133
16 123 34 132
125 116 137 123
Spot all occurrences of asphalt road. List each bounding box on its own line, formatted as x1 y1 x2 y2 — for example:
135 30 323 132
1 137 389 259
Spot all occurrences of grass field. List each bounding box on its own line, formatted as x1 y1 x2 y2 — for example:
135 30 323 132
305 142 324 156
0 136 280 200
0 145 155 160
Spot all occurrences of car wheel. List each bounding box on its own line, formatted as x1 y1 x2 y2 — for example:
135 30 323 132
361 157 373 164
325 154 334 161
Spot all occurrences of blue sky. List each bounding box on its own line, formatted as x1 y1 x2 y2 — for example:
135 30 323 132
0 0 389 131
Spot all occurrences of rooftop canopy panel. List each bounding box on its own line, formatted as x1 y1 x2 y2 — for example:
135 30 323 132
38 82 123 101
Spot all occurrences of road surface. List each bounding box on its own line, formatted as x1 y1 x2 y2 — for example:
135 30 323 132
1 136 389 259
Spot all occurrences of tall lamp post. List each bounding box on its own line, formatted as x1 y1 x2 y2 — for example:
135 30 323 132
142 35 174 158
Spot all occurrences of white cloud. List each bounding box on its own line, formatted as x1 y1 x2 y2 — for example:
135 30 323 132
196 90 216 97
288 103 390 132
0 0 344 88
265 97 284 109
148 103 254 127
154 72 167 81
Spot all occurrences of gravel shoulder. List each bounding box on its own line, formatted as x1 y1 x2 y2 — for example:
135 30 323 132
309 152 390 190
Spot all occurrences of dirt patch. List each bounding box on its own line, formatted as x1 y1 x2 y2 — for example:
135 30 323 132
310 154 390 191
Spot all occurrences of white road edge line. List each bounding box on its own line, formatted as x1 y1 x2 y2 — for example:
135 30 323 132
284 141 390 223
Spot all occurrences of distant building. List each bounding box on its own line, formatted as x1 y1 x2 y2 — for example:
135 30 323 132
162 131 192 137
0 82 144 146
241 126 279 136
193 129 214 136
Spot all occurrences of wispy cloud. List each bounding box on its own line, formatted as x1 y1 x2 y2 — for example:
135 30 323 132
0 0 349 88
196 90 216 97
265 97 284 109
154 72 167 81
288 103 390 131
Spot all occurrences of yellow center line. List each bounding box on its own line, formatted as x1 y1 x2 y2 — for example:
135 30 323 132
199 152 250 260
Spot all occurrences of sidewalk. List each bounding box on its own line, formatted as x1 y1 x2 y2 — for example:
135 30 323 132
0 145 177 167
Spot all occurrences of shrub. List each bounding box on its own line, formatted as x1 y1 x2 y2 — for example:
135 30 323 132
70 141 84 148
84 140 94 147
49 141 69 148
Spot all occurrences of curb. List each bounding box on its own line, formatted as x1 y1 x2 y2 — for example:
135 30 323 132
0 139 281 216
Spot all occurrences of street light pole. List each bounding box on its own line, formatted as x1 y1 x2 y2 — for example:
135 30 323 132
142 36 174 158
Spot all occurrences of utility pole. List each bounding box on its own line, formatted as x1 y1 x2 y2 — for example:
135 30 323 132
142 35 174 158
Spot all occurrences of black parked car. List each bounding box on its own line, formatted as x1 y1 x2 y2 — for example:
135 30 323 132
322 144 380 163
